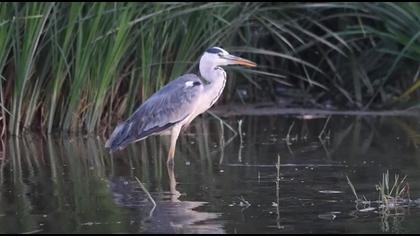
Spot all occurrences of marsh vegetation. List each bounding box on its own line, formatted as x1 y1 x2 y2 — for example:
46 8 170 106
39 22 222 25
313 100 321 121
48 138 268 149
1 3 420 234
0 2 419 135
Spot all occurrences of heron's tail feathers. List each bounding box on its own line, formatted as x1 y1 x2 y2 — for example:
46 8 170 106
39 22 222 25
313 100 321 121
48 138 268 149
105 122 130 153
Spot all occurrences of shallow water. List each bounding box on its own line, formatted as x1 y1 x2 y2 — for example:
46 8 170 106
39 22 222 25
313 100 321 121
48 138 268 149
1 115 420 233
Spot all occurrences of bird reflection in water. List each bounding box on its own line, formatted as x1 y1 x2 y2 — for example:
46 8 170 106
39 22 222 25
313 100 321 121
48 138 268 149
107 163 223 234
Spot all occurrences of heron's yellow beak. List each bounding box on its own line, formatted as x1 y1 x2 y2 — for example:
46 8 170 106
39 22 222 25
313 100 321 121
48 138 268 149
225 54 257 67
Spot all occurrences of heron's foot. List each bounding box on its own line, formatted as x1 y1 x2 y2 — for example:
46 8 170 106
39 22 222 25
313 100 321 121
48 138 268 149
170 190 181 202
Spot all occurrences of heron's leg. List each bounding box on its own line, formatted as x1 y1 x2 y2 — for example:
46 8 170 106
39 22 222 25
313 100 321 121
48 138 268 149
167 125 181 166
167 163 181 202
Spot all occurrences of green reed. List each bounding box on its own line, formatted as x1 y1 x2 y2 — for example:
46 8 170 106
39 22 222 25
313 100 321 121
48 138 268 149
0 2 419 135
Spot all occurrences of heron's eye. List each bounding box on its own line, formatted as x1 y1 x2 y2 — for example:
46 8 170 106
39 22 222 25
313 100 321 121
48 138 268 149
218 53 223 58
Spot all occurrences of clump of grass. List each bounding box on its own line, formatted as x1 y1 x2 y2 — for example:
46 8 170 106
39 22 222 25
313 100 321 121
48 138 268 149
346 170 412 213
376 170 410 212
347 170 414 233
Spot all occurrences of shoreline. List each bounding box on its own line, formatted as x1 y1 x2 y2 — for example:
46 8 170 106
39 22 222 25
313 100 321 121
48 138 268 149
210 103 420 118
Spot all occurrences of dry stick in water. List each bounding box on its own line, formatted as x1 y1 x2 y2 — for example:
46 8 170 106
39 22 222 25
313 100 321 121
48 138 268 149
318 115 332 158
283 121 295 156
0 117 4 138
238 119 244 162
207 111 237 164
285 121 295 145
208 111 237 137
218 119 225 165
135 176 157 208
318 115 331 140
346 175 360 201
275 154 282 229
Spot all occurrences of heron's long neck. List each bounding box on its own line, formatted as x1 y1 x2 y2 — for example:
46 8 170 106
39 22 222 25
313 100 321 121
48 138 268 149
199 61 225 84
198 61 227 108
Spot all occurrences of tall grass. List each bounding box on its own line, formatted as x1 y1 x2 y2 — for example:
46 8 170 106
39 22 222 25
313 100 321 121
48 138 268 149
0 2 419 135
310 2 420 109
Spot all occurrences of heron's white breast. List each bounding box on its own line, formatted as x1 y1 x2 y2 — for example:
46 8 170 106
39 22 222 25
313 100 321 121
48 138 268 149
197 69 226 114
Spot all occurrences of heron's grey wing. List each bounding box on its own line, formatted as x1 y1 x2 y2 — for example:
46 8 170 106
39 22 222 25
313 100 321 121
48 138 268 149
105 74 203 151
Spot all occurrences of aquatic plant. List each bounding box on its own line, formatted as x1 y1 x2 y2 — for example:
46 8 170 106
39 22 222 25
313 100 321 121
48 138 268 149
0 2 419 135
347 171 414 213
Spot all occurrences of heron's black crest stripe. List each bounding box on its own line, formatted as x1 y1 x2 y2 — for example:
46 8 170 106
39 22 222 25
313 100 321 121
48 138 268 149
206 47 222 54
193 81 201 86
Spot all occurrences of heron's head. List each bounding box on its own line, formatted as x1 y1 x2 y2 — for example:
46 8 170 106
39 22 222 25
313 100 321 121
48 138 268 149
200 47 257 68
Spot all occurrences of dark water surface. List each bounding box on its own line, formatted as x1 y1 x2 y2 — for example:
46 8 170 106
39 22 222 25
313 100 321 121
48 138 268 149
1 115 420 233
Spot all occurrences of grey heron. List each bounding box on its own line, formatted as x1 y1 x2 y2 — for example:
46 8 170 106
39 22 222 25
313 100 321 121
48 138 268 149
105 47 256 165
